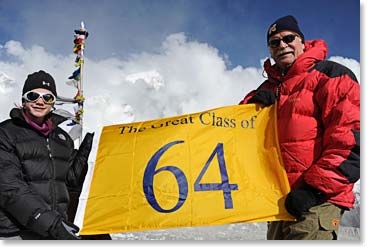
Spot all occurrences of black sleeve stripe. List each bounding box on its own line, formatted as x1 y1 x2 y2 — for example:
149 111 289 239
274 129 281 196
310 60 359 83
337 130 360 183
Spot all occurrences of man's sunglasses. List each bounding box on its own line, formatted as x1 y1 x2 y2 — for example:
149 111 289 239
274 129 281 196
22 91 56 104
268 34 298 48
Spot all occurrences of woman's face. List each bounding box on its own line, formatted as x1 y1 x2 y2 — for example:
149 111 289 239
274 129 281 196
22 88 55 123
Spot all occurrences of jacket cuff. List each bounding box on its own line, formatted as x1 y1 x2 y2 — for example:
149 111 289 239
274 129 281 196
301 183 325 200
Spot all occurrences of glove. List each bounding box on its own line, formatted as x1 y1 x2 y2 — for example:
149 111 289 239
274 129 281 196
49 218 81 240
247 89 275 106
26 211 62 237
78 132 94 158
285 185 325 218
69 132 94 188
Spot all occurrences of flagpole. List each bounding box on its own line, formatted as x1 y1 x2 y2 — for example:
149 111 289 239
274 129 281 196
74 21 87 147
78 21 85 146
59 21 88 146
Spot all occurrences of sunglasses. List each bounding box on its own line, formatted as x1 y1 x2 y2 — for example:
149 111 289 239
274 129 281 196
268 34 298 48
22 91 56 104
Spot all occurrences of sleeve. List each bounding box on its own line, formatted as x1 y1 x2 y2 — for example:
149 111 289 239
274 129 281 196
304 71 360 196
65 149 87 189
0 128 60 236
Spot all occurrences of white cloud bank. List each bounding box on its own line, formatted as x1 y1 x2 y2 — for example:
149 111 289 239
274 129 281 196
0 33 361 161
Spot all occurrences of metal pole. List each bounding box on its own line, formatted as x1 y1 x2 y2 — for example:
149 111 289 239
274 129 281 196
78 21 85 146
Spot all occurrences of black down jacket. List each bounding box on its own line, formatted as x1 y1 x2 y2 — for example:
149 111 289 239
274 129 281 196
0 108 89 237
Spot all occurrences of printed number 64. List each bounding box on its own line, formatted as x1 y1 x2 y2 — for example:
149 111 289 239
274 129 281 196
143 140 238 213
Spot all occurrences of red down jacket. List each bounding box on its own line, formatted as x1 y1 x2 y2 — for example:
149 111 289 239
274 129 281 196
240 40 360 208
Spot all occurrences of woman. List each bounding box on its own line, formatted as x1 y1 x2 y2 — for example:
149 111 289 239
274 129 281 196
0 70 93 240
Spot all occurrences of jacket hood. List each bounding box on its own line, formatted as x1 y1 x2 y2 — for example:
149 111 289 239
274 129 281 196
264 39 328 83
10 108 68 127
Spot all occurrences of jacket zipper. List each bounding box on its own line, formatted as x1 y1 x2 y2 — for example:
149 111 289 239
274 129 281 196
46 138 56 211
275 83 281 100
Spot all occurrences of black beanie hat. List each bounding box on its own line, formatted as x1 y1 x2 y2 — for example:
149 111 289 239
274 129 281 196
22 70 57 97
267 15 304 43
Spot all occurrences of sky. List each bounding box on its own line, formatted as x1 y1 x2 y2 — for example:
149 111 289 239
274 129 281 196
0 0 362 160
0 0 360 67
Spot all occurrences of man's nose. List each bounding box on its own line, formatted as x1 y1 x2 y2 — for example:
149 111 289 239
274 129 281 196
278 40 288 48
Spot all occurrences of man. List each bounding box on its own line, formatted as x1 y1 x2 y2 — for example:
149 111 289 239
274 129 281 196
240 15 360 240
0 70 94 239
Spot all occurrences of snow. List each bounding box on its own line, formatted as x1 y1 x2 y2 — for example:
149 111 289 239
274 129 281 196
125 70 164 90
110 223 360 240
0 72 15 94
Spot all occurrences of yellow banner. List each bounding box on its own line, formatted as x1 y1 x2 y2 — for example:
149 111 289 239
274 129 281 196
79 104 293 235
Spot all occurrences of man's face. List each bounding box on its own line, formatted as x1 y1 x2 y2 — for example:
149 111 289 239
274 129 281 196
22 88 55 123
268 31 305 70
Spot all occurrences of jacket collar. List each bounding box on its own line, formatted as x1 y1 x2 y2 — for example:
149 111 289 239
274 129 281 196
264 39 328 83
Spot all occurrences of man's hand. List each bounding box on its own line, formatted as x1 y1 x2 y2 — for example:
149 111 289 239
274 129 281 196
248 89 275 106
285 186 325 218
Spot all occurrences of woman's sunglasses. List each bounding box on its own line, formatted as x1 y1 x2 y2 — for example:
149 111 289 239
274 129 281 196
22 91 56 104
268 34 298 48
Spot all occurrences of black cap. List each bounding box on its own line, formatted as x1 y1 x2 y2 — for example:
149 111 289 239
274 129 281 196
22 70 57 97
267 15 304 43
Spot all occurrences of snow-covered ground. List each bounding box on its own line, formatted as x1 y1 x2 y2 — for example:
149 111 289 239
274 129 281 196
111 205 360 240
111 196 360 240
111 222 359 240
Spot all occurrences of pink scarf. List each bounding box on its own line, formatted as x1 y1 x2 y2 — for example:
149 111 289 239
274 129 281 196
22 111 53 136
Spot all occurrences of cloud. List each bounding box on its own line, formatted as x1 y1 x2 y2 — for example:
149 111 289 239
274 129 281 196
0 33 263 159
0 33 361 161
329 56 360 82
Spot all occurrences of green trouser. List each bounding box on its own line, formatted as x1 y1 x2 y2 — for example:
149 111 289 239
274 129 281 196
267 202 344 240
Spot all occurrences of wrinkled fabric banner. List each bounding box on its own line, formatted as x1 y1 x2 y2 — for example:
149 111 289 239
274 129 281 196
78 104 294 235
